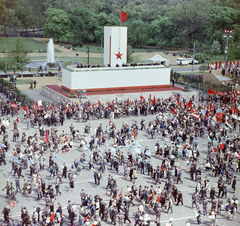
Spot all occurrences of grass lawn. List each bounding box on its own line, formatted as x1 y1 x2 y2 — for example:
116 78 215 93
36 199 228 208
4 79 35 85
132 47 177 53
16 79 34 85
72 44 103 53
0 37 61 53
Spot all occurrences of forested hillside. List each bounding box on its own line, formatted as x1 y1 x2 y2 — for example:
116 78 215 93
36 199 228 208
1 0 240 58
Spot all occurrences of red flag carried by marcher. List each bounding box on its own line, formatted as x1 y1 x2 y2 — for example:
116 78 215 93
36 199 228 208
208 89 216 95
226 60 228 68
177 98 180 106
207 62 209 70
190 113 200 119
50 212 54 222
172 108 177 115
186 101 192 108
183 144 188 150
120 9 127 22
83 216 88 222
213 147 219 152
46 130 49 143
127 98 130 104
161 165 164 171
10 103 18 109
215 61 217 70
22 105 29 114
229 60 232 68
151 97 156 105
219 61 221 69
216 112 223 122
220 143 225 150
140 95 144 100
237 60 239 68
9 200 15 208
119 187 123 198
98 100 102 106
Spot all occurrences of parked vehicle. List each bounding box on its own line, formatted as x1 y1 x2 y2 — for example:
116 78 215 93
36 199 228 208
176 58 189 66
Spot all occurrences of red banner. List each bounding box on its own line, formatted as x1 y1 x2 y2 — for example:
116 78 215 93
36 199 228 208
208 89 216 95
9 200 15 208
10 103 18 109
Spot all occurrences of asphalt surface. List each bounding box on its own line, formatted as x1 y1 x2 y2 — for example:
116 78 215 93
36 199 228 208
0 88 239 226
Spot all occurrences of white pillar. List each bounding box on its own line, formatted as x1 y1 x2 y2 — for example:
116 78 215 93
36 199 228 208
104 26 127 67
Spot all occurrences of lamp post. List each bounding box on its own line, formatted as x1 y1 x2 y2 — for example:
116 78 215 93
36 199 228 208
223 29 233 72
192 42 195 71
87 46 89 65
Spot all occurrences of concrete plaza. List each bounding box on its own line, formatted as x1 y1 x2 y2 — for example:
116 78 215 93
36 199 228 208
0 87 239 226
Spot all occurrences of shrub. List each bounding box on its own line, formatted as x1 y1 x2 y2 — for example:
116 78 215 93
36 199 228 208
195 53 205 63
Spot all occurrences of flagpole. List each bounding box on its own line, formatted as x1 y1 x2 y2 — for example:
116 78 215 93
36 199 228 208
120 8 121 26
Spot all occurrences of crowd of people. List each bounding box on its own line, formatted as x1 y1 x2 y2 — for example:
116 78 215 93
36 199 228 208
1 86 240 226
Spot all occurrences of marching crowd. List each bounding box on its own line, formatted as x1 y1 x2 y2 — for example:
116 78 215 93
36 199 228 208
1 87 240 226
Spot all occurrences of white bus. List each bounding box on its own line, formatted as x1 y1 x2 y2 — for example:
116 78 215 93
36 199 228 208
176 58 189 66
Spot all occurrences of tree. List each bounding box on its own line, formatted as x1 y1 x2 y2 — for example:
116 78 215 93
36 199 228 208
171 0 211 47
199 64 208 73
8 37 30 69
210 40 221 55
0 0 18 37
43 8 73 42
16 0 46 37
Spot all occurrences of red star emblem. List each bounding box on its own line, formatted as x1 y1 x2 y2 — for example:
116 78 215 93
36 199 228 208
115 51 123 59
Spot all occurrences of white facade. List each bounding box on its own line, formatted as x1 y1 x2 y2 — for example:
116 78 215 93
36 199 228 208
104 26 127 67
62 66 170 91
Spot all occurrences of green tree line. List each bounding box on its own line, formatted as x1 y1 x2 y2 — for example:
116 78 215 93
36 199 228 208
1 0 240 58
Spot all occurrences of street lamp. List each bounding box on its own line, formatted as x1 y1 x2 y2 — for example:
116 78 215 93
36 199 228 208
223 29 233 72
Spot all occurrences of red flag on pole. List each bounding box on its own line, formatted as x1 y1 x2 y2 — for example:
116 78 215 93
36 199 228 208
228 89 231 95
220 143 225 150
120 9 127 22
229 60 232 68
151 97 156 105
215 61 217 70
98 100 102 106
161 165 164 171
213 147 219 152
177 98 180 106
127 98 130 104
140 95 144 100
226 60 228 68
46 130 49 143
207 62 209 70
50 212 54 222
186 102 192 108
172 108 177 115
119 187 123 198
237 60 239 68
83 216 88 222
219 61 221 69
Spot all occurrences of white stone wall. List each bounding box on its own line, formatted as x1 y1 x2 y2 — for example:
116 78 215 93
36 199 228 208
62 66 170 90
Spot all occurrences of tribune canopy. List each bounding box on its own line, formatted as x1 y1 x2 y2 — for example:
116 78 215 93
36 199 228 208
146 54 169 66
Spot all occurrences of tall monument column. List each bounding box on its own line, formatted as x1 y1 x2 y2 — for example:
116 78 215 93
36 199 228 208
104 26 127 67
